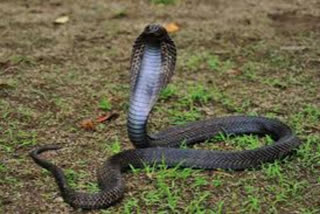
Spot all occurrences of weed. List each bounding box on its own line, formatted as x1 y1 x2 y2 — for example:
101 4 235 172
105 137 121 154
99 97 112 111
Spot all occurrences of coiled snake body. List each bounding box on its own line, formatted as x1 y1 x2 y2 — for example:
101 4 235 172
30 24 301 209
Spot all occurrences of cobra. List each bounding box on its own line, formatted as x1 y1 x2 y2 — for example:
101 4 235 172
30 24 301 209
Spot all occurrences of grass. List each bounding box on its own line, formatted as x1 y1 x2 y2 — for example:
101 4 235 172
150 0 176 5
1 0 320 213
99 97 112 111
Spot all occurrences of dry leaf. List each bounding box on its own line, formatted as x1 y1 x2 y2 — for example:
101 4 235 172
164 22 180 33
96 112 119 123
54 16 69 24
80 119 95 130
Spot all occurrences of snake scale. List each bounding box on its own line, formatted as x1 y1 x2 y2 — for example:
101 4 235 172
30 24 301 209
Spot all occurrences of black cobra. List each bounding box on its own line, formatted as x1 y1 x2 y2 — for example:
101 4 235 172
30 24 301 209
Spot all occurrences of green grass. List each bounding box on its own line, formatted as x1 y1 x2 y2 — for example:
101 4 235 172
183 52 234 73
160 84 177 100
105 137 122 154
99 97 112 111
150 0 176 5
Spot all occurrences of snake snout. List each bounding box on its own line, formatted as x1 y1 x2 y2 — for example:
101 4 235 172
143 24 167 39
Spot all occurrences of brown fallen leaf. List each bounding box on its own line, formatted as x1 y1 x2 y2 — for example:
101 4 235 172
80 119 96 130
164 22 180 33
96 112 119 123
54 16 69 24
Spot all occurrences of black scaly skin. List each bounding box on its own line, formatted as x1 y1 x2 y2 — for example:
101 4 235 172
30 24 301 209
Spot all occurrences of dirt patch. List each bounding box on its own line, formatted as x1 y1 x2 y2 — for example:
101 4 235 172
268 11 320 34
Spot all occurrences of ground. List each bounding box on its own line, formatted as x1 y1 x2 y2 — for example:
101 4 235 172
0 0 320 213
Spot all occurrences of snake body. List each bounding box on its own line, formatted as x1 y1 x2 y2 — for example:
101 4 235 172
30 24 301 209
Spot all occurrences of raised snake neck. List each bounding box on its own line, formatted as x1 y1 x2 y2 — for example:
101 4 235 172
30 24 301 209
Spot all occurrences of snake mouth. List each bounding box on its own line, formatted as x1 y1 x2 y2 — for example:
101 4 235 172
142 24 168 42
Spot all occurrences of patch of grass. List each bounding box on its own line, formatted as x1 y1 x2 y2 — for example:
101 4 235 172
188 85 212 105
128 161 212 212
243 195 261 213
16 130 38 147
167 108 202 125
265 50 291 69
261 78 288 89
64 168 80 189
99 97 112 111
296 134 320 168
185 191 211 213
210 87 252 113
185 53 206 70
192 176 209 188
0 162 8 173
105 137 122 154
123 198 140 213
0 175 21 186
2 129 38 152
207 54 220 70
203 133 274 152
240 62 260 81
174 85 212 109
65 168 99 193
213 200 225 214
150 0 176 5
184 52 233 73
289 104 320 134
262 161 283 179
212 175 223 187
160 84 177 100
10 55 35 66
298 207 320 214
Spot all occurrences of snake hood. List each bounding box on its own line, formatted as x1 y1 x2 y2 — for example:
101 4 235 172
127 24 176 147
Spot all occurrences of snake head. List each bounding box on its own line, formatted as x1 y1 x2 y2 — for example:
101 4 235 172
142 24 168 42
